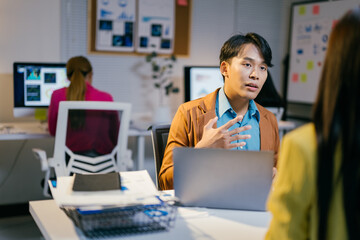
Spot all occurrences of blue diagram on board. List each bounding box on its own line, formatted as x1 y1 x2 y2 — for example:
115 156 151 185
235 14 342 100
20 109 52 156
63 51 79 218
314 23 322 32
142 16 170 22
118 12 134 21
322 34 328 43
118 0 127 8
101 0 109 5
305 24 312 32
100 9 113 18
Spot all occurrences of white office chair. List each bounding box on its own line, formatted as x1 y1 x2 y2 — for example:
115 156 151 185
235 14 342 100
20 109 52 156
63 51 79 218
33 101 132 197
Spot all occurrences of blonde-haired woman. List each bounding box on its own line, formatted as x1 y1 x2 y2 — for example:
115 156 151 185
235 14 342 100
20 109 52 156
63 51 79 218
48 56 113 135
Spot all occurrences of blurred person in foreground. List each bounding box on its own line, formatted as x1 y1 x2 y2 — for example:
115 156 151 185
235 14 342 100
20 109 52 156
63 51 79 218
266 8 360 240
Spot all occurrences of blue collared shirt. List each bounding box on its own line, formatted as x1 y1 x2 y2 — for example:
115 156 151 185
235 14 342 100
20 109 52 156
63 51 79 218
215 87 260 150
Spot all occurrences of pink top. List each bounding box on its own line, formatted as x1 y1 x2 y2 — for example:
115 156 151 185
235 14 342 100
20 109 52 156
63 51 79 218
48 82 113 136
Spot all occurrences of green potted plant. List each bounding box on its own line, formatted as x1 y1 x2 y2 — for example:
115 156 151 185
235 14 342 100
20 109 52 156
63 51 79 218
145 50 179 123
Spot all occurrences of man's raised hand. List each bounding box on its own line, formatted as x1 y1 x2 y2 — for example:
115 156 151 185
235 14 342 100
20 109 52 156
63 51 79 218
195 115 251 149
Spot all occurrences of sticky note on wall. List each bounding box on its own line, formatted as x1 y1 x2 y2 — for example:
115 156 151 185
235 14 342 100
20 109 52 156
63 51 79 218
292 73 299 82
301 73 307 82
313 5 320 15
307 61 314 70
177 0 188 6
299 6 306 15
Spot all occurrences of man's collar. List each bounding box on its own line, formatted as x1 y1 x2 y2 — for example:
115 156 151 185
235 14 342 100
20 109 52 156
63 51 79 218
218 87 259 119
218 87 233 117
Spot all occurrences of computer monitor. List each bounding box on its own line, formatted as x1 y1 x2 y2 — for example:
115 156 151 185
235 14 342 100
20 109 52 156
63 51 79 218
184 66 224 102
13 62 69 117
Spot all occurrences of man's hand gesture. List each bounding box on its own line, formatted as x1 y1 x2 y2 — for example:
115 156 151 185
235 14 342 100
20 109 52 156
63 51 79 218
195 115 251 149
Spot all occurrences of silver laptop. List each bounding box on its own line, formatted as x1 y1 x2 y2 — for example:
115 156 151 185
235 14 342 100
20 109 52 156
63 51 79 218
173 147 273 211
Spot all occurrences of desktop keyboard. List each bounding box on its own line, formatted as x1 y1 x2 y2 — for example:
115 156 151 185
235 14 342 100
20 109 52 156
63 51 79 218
0 125 27 135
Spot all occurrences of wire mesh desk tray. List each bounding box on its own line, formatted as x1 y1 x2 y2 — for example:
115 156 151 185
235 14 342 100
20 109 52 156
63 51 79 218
62 201 177 238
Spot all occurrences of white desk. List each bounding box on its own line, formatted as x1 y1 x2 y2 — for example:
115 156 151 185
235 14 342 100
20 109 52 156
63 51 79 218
0 121 50 140
29 199 270 240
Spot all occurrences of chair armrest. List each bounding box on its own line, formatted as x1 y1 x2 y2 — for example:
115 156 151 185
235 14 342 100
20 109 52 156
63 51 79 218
123 149 133 170
32 148 52 197
32 148 49 172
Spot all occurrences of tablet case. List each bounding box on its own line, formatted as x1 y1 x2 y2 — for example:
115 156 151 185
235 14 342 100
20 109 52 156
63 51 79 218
72 172 121 191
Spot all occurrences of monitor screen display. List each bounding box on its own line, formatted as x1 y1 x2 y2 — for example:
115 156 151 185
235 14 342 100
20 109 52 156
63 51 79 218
13 62 69 108
184 66 224 102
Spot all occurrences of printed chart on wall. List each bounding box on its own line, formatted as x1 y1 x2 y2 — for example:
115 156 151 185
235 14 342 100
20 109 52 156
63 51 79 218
287 0 360 104
96 0 135 52
136 0 175 54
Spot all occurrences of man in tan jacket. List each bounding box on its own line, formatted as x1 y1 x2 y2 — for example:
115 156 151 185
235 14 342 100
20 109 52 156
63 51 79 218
159 33 280 190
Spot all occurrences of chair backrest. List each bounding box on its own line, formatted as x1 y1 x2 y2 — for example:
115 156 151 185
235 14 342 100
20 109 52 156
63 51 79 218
150 124 170 190
265 107 284 122
52 101 131 177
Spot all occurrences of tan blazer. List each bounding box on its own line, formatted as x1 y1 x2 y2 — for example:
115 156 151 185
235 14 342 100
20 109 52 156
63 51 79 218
159 89 280 190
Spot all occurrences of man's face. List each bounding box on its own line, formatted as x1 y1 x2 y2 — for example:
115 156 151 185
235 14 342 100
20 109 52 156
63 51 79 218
221 43 268 100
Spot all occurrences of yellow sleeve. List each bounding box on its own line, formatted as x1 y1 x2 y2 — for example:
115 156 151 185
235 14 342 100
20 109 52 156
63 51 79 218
265 129 315 240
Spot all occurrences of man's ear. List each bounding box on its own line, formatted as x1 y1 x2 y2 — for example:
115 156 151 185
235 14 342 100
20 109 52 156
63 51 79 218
220 61 229 79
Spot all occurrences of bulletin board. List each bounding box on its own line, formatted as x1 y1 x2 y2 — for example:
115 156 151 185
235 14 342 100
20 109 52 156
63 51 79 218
88 0 191 56
286 0 360 104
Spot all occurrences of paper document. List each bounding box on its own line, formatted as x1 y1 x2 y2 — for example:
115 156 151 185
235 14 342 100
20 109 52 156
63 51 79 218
50 170 159 207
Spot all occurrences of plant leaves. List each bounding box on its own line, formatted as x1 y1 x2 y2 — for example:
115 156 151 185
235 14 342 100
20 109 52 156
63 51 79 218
145 55 152 62
152 64 159 72
166 82 173 89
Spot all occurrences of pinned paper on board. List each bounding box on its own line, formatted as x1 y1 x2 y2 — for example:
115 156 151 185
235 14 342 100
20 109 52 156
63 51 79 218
332 19 339 29
313 5 320 15
136 0 175 54
300 73 307 83
177 0 188 6
95 0 136 52
299 6 306 15
292 73 299 83
307 61 314 70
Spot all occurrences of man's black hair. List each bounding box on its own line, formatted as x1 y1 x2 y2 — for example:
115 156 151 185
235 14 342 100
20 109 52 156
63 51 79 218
219 33 273 67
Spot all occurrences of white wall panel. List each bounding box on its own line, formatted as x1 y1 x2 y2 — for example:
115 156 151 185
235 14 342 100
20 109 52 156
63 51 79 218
0 0 61 73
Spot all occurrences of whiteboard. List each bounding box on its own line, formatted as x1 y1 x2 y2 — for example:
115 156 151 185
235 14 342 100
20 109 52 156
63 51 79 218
286 0 360 104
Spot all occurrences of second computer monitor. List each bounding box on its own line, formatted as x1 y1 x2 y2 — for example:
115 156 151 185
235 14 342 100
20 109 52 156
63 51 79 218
13 62 69 118
184 66 223 102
